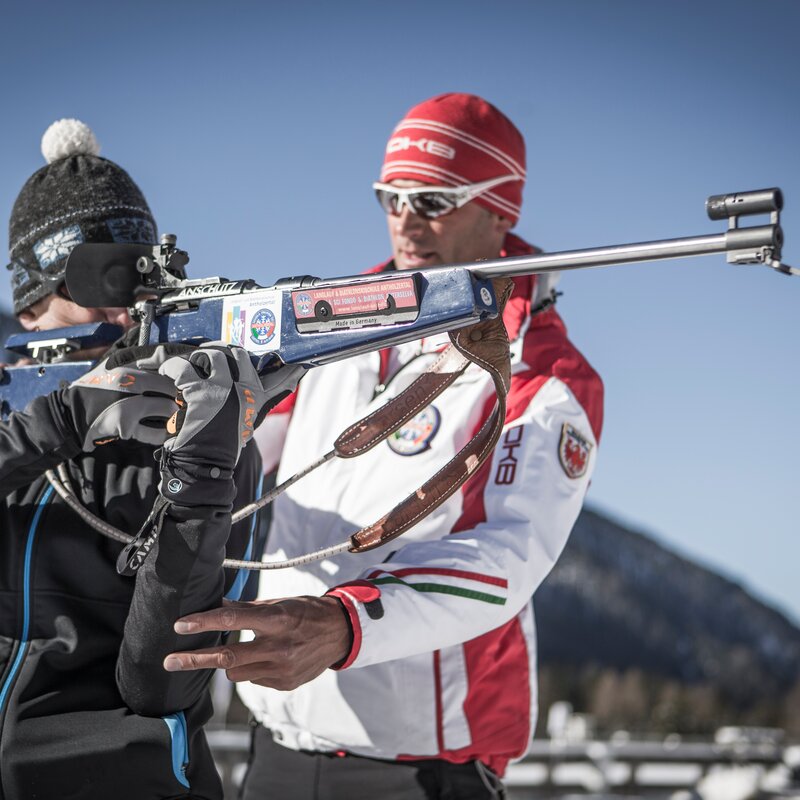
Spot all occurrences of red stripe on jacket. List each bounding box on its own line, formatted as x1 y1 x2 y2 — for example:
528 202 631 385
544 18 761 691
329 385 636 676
440 238 603 774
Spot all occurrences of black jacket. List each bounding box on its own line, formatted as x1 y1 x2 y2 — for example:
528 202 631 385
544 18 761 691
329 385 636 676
0 392 264 800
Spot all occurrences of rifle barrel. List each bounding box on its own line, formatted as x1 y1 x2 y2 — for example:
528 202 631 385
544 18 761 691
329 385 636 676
465 232 738 279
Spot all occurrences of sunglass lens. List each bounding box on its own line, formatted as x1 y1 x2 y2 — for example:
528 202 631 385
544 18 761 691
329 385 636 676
375 189 399 215
410 192 458 219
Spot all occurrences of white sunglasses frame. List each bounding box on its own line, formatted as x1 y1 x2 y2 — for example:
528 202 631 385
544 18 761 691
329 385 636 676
372 174 522 219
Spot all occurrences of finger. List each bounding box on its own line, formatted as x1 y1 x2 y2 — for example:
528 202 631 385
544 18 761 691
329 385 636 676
137 343 197 370
192 346 239 381
226 662 282 684
107 343 195 370
101 367 181 398
105 344 162 370
163 645 238 672
133 393 178 413
163 641 277 673
158 354 210 386
226 346 260 385
173 602 265 635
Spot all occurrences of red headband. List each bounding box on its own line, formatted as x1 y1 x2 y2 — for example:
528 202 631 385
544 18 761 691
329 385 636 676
380 93 526 225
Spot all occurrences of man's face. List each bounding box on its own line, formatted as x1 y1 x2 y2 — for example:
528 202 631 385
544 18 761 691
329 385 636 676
18 292 132 331
17 290 133 360
385 180 512 271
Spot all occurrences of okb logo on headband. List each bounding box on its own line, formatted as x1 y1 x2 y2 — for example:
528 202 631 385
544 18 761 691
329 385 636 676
380 93 526 225
386 136 456 160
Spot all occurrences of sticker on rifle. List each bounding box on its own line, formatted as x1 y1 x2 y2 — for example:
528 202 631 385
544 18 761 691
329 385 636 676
292 275 419 333
387 405 440 456
558 422 593 479
221 290 282 354
250 308 276 345
294 292 313 316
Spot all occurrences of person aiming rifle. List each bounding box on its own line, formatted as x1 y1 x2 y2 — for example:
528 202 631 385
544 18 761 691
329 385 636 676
0 119 274 800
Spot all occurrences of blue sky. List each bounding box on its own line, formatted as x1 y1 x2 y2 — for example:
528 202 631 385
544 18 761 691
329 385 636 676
2 0 798 621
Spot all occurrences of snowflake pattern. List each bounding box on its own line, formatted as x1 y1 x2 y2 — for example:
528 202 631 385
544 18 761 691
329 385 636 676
33 225 84 269
9 261 31 293
107 217 156 244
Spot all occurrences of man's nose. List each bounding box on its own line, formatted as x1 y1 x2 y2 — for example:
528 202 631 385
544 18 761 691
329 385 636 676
393 204 427 235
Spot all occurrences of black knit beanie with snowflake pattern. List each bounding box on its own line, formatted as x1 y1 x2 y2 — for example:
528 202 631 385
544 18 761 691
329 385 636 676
7 119 157 314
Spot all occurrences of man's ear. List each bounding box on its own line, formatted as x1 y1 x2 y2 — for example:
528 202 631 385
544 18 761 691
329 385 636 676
494 215 513 236
17 294 49 331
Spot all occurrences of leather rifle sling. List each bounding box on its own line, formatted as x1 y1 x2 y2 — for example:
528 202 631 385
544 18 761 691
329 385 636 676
348 277 514 553
334 345 471 456
230 339 477 523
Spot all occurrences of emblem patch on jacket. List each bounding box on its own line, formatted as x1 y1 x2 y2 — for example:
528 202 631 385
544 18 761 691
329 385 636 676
558 422 592 479
387 405 441 456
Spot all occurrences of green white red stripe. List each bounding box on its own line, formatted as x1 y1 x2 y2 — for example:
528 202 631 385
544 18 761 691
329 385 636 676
367 567 507 605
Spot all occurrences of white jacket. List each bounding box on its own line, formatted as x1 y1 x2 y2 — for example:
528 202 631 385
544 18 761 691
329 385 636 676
239 238 604 774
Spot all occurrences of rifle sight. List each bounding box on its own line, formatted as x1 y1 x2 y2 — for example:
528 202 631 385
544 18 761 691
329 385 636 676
706 188 783 221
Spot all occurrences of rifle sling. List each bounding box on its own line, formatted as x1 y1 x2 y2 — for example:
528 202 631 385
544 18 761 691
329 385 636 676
334 344 470 457
348 277 513 553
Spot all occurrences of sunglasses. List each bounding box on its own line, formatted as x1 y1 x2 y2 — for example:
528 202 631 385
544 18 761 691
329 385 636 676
372 174 521 220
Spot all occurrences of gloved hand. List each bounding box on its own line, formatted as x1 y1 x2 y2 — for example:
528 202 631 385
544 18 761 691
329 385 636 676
155 343 300 508
54 345 185 452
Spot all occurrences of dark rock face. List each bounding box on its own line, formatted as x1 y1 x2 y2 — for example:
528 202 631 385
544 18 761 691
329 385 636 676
536 506 800 706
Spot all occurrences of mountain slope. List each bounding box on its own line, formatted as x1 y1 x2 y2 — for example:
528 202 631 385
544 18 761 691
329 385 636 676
535 506 800 706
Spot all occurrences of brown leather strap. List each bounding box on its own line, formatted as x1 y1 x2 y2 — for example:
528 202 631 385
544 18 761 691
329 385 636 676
349 278 514 553
335 346 470 457
229 335 481 525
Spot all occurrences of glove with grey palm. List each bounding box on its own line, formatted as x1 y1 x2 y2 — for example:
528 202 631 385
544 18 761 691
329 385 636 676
156 343 298 508
115 343 300 577
53 345 186 452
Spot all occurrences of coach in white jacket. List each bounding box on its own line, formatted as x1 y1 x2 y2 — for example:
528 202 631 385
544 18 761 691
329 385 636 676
166 93 604 799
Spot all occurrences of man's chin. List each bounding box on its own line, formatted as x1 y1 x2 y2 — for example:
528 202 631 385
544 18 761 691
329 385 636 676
396 253 441 270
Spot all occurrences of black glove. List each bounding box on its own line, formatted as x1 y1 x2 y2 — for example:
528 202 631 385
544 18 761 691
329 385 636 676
54 345 182 452
116 343 301 577
156 343 299 508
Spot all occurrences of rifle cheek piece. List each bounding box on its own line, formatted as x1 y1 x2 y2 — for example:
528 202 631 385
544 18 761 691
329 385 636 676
64 234 189 309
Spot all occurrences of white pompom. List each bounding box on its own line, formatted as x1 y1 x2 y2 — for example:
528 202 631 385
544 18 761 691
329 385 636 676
41 119 101 164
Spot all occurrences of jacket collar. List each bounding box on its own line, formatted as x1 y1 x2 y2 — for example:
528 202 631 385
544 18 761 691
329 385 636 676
369 232 557 343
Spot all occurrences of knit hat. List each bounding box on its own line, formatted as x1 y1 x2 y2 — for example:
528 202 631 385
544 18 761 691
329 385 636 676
379 93 526 224
7 119 157 314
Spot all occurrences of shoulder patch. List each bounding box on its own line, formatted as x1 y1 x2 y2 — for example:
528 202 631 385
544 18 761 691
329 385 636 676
387 405 440 456
558 422 592 479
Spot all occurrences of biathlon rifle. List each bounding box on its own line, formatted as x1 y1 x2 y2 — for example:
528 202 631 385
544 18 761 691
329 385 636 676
1 187 796 417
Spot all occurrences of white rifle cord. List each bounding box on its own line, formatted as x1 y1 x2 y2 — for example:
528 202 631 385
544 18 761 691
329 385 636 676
231 450 336 524
45 456 350 570
56 462 75 496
